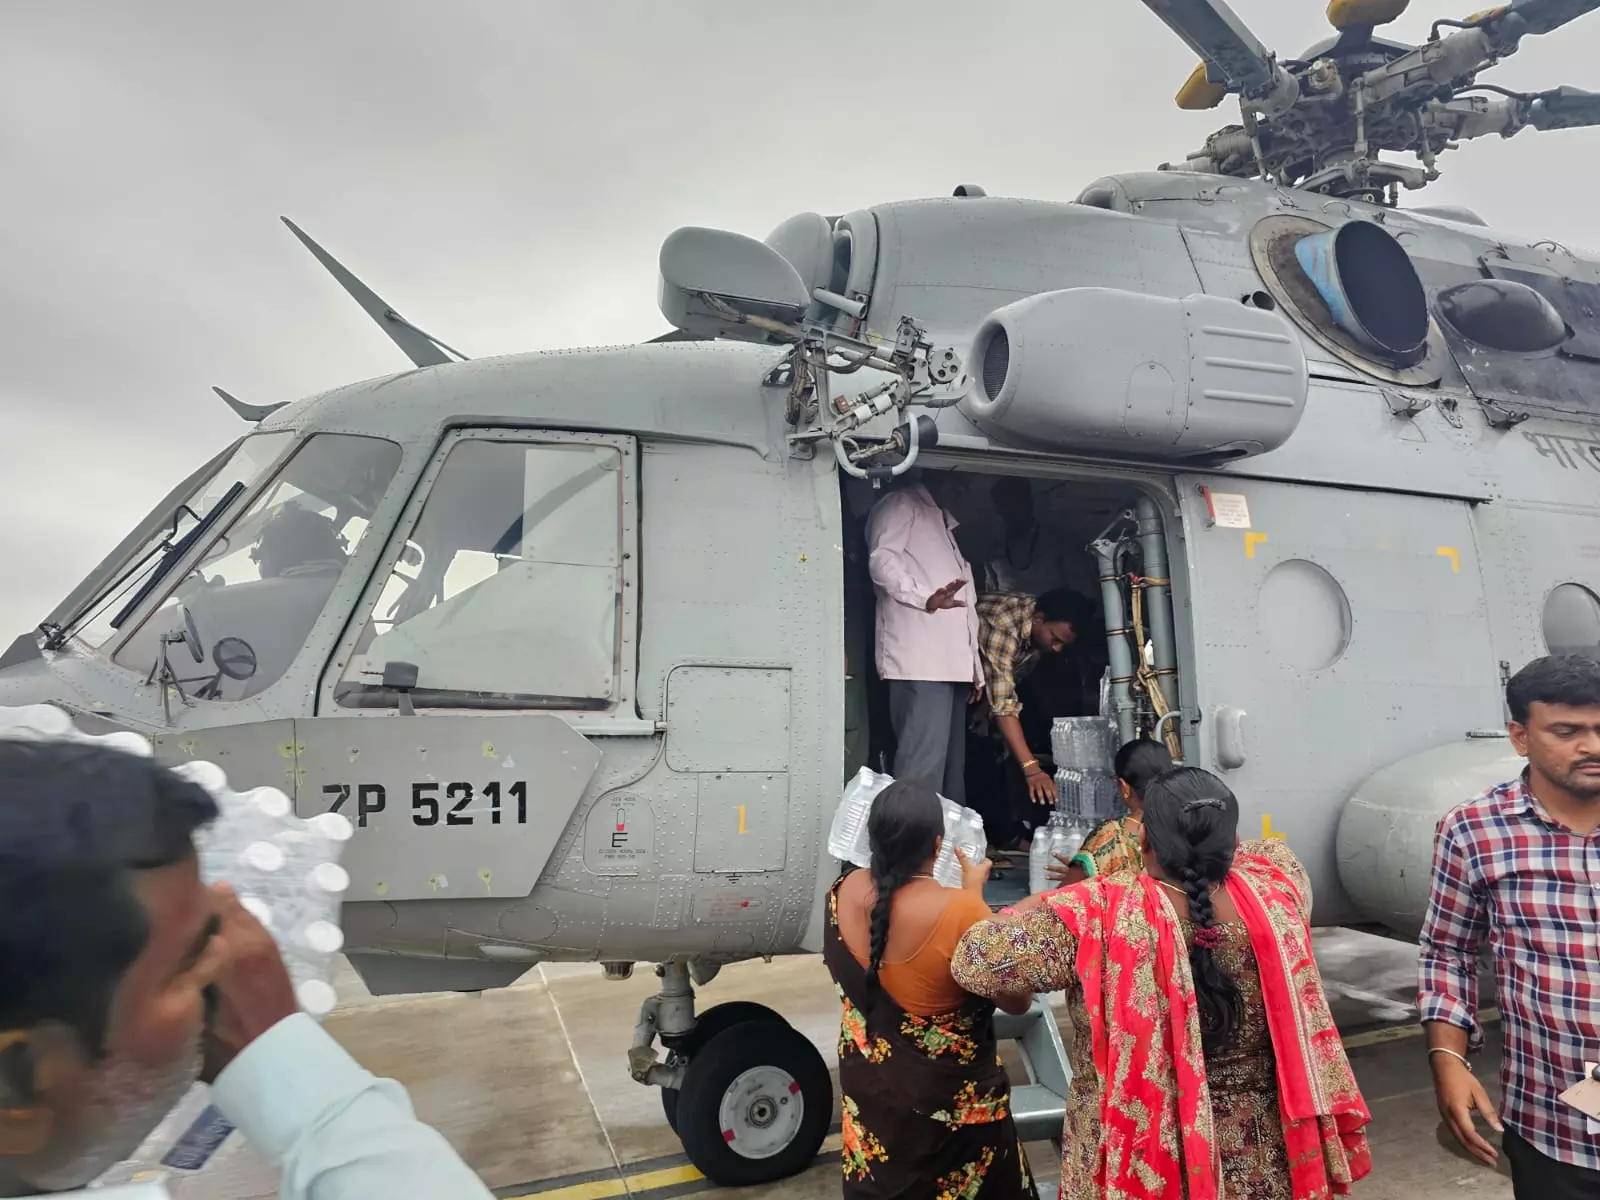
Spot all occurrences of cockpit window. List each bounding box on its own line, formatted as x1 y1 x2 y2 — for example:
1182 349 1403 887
334 434 626 710
111 433 402 701
59 432 294 650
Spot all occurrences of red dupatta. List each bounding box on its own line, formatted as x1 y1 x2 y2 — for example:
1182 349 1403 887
1046 842 1372 1200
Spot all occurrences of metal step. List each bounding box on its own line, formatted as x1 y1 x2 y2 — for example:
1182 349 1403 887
994 995 1071 1143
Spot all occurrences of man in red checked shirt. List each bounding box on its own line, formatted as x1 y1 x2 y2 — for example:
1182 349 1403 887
1419 655 1600 1199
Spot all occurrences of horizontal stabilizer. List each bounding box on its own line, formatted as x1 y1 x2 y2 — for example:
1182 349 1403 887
213 386 286 423
280 216 456 370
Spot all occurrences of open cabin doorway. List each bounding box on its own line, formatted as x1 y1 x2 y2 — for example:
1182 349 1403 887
840 463 1186 908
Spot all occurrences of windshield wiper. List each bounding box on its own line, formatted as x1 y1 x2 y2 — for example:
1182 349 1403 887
42 482 249 652
107 481 246 632
41 502 204 651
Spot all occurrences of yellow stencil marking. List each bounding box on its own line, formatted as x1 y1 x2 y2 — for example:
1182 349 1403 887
737 805 747 834
1244 532 1268 559
1261 813 1286 842
1436 546 1460 573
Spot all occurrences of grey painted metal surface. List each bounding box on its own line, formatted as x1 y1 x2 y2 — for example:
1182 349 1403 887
1171 473 1503 924
1337 733 1524 940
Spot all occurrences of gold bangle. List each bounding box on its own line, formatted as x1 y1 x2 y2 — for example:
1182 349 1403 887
1020 758 1039 771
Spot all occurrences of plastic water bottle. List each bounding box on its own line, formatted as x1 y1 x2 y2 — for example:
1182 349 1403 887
0 703 352 1186
1028 824 1054 896
830 771 987 888
1052 819 1088 873
829 767 888 868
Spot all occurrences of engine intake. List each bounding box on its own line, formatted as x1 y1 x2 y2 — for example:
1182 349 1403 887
1293 221 1429 362
960 288 1308 460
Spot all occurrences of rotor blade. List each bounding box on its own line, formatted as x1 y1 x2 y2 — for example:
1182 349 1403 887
279 217 453 370
212 386 286 423
1137 0 1277 91
1499 0 1600 35
1527 84 1600 129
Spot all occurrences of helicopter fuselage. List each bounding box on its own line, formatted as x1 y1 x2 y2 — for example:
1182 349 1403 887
4 170 1596 1000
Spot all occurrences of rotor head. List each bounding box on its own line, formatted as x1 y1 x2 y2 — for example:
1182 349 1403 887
1142 0 1600 198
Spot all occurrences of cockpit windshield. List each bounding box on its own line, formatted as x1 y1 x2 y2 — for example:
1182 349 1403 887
53 432 295 650
111 433 402 702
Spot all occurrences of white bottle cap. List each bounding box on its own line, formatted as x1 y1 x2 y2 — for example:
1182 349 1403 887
240 842 285 872
240 897 273 928
174 761 229 796
308 812 355 843
303 921 344 955
297 980 338 1017
98 731 154 758
12 705 74 737
252 789 292 819
309 863 350 895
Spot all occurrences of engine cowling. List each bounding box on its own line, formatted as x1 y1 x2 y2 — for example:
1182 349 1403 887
1335 733 1524 940
959 287 1308 461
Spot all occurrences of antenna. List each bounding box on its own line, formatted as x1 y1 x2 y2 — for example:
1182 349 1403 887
279 217 469 369
213 386 286 424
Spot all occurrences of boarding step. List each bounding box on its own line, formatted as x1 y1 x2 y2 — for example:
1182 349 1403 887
994 995 1071 1144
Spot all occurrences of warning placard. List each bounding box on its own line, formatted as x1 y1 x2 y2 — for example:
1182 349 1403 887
1210 492 1252 529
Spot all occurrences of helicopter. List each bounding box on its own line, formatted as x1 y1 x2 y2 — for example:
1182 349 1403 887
4 0 1600 1187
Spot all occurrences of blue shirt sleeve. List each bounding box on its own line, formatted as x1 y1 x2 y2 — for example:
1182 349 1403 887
210 1014 494 1200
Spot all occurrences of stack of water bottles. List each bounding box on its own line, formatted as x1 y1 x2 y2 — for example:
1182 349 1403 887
828 767 986 888
1052 717 1122 825
0 703 353 1188
1026 717 1122 896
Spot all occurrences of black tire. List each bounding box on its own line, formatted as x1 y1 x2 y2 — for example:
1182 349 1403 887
660 1002 788 1133
673 1021 833 1187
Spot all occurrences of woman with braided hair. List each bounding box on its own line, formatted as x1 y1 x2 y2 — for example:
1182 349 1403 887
952 766 1374 1200
823 779 1038 1199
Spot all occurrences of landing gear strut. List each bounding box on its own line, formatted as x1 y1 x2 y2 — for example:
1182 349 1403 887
628 961 832 1187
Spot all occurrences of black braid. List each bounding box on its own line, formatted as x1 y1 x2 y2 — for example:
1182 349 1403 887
860 780 946 995
1143 768 1245 1057
866 865 912 993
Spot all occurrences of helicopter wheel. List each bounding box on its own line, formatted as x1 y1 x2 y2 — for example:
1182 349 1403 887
671 1021 832 1188
660 1001 788 1133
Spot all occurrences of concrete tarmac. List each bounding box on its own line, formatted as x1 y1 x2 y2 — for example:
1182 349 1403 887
169 928 1513 1200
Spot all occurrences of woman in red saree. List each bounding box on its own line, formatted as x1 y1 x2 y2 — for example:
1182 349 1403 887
951 766 1373 1200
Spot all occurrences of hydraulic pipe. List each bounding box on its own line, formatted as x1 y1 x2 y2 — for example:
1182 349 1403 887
1092 537 1138 745
1134 496 1182 731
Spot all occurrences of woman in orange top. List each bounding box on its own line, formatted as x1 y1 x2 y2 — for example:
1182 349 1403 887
824 780 1038 1200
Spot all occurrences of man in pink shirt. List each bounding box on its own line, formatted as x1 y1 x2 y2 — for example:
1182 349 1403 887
865 474 984 804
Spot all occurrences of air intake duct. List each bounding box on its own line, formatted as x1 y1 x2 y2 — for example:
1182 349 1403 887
1292 221 1428 362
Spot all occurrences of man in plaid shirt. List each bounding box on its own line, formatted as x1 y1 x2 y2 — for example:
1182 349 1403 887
975 590 1092 811
1419 654 1600 1198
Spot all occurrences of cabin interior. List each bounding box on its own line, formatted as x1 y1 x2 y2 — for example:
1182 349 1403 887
840 466 1153 893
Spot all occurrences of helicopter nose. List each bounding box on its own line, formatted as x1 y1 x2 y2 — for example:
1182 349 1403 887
0 636 68 710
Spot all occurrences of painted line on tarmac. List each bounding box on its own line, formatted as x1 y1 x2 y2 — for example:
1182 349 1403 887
500 1130 841 1199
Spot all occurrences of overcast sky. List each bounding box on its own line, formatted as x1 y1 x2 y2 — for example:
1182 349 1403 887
4 0 1597 637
